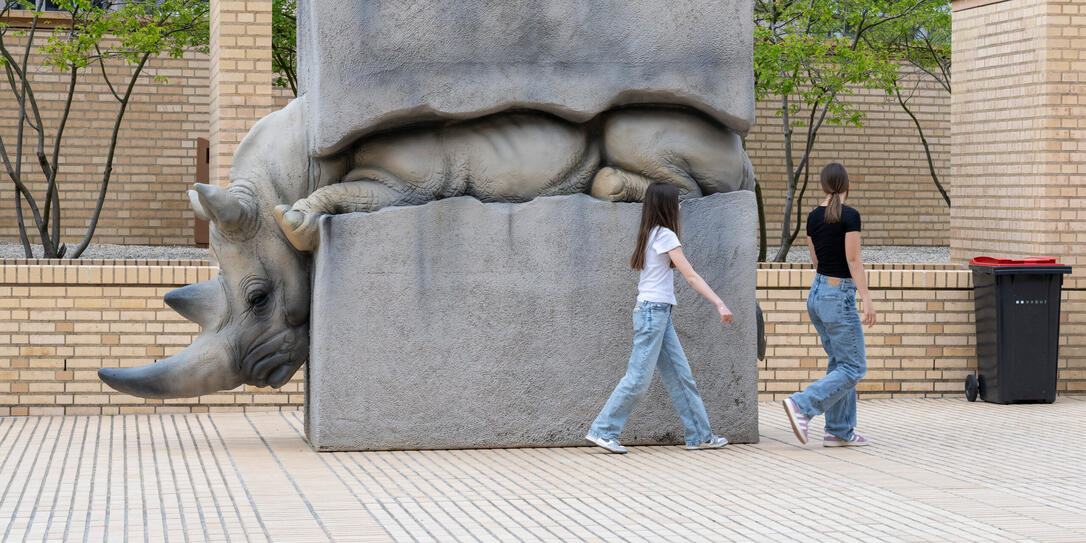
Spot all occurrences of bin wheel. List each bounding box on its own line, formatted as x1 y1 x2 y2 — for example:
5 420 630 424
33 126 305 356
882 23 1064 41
965 375 979 402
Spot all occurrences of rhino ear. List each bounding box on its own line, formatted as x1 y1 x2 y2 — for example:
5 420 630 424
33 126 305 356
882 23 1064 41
188 189 211 221
194 183 246 232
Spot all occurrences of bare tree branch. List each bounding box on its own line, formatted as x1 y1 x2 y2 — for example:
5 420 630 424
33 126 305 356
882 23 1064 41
94 43 123 101
43 65 78 250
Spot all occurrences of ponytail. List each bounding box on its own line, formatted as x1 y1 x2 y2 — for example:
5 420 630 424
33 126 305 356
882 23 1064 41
825 193 843 223
819 163 849 224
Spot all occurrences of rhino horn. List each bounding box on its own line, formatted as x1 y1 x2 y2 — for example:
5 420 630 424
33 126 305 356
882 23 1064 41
164 279 225 329
193 183 248 232
97 335 242 399
188 189 211 221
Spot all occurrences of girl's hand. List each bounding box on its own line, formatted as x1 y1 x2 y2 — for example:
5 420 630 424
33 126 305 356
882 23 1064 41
717 303 733 323
862 300 877 327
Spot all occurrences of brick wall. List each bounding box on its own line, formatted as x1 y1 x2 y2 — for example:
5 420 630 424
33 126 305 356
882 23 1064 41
0 260 303 416
748 78 951 251
0 20 294 250
758 264 1086 400
209 0 274 188
2 261 1082 415
0 33 209 248
950 0 1086 290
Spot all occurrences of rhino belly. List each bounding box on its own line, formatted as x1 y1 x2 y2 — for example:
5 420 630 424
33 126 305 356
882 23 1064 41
347 112 598 203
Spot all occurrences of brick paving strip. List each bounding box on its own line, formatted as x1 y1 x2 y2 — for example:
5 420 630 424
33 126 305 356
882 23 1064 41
0 398 1083 542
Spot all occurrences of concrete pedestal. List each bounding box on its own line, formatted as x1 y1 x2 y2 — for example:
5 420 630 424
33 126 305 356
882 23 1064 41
306 192 758 450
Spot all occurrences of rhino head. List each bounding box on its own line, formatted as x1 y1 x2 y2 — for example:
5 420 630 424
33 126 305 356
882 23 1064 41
98 98 341 398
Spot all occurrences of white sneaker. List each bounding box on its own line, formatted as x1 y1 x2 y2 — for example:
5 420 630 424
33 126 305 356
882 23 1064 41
823 432 869 447
585 433 628 454
685 435 729 450
782 397 810 444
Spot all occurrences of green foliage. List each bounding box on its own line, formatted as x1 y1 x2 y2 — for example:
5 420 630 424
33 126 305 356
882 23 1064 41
0 0 209 258
753 0 942 261
35 0 208 74
864 0 951 93
272 0 295 95
754 0 924 131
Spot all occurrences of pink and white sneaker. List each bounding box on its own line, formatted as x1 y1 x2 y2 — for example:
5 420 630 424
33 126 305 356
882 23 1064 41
823 432 869 447
782 397 810 444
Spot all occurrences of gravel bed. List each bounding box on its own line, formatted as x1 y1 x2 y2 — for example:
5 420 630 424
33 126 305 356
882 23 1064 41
783 245 950 264
0 242 211 261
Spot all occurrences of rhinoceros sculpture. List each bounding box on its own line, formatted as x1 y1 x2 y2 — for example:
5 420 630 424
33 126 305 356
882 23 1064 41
97 97 755 398
98 0 763 399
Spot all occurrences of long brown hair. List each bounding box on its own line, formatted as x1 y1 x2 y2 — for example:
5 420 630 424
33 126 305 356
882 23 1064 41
630 183 681 270
820 162 850 223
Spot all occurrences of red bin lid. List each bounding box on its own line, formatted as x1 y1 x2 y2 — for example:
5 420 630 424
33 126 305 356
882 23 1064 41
969 256 1061 266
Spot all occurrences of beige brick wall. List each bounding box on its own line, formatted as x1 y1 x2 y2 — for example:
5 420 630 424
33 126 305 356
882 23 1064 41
0 33 209 247
748 78 951 250
0 260 303 416
758 264 1086 400
2 261 1082 415
0 24 295 249
209 0 274 188
950 0 1086 290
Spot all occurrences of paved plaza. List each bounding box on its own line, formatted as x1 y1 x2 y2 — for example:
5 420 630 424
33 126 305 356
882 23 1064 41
1 397 1084 542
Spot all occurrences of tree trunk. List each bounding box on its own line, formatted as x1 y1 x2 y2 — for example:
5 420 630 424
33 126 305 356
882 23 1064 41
775 94 795 262
755 181 767 262
896 86 950 207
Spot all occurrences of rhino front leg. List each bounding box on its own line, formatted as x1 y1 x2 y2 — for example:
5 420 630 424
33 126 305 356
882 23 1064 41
275 172 419 251
589 166 700 202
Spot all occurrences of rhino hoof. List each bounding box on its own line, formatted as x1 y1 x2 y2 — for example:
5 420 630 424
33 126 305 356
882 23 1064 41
274 205 321 252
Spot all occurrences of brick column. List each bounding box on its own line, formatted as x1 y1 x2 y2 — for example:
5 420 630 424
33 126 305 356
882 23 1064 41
209 0 274 188
950 0 1086 289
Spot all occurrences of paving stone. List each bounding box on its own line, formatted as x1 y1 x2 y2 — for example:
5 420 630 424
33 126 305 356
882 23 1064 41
0 398 1083 541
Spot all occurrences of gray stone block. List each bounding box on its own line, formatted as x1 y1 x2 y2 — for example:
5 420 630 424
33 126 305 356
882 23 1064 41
306 192 758 451
297 0 755 156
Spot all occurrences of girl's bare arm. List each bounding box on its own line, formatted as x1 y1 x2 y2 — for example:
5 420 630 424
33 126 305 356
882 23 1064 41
806 236 818 267
667 246 732 323
844 231 876 326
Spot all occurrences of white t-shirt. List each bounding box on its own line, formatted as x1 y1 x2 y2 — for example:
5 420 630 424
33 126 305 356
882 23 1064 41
636 226 681 306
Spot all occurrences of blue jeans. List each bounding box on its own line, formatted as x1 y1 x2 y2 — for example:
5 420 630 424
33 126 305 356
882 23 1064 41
790 274 868 440
589 301 714 447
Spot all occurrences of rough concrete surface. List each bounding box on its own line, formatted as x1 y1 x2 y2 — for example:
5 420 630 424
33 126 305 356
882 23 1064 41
297 0 755 156
307 192 758 450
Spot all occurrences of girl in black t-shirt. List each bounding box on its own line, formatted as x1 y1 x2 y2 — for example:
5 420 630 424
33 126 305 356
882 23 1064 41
782 163 877 447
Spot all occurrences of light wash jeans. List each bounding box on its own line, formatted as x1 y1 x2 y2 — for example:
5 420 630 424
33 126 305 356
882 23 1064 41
790 274 868 440
589 300 713 447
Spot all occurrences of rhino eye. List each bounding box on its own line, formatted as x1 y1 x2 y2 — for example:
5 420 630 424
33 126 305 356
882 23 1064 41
247 289 270 309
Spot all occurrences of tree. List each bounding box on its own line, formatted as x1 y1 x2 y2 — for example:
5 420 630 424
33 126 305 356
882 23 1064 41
271 0 295 96
0 0 208 258
867 0 951 206
754 0 934 262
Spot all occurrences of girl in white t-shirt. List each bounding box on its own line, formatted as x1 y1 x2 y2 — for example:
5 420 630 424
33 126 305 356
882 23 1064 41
586 183 733 453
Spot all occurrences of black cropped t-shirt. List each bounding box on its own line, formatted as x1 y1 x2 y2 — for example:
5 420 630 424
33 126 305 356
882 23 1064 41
806 205 862 279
